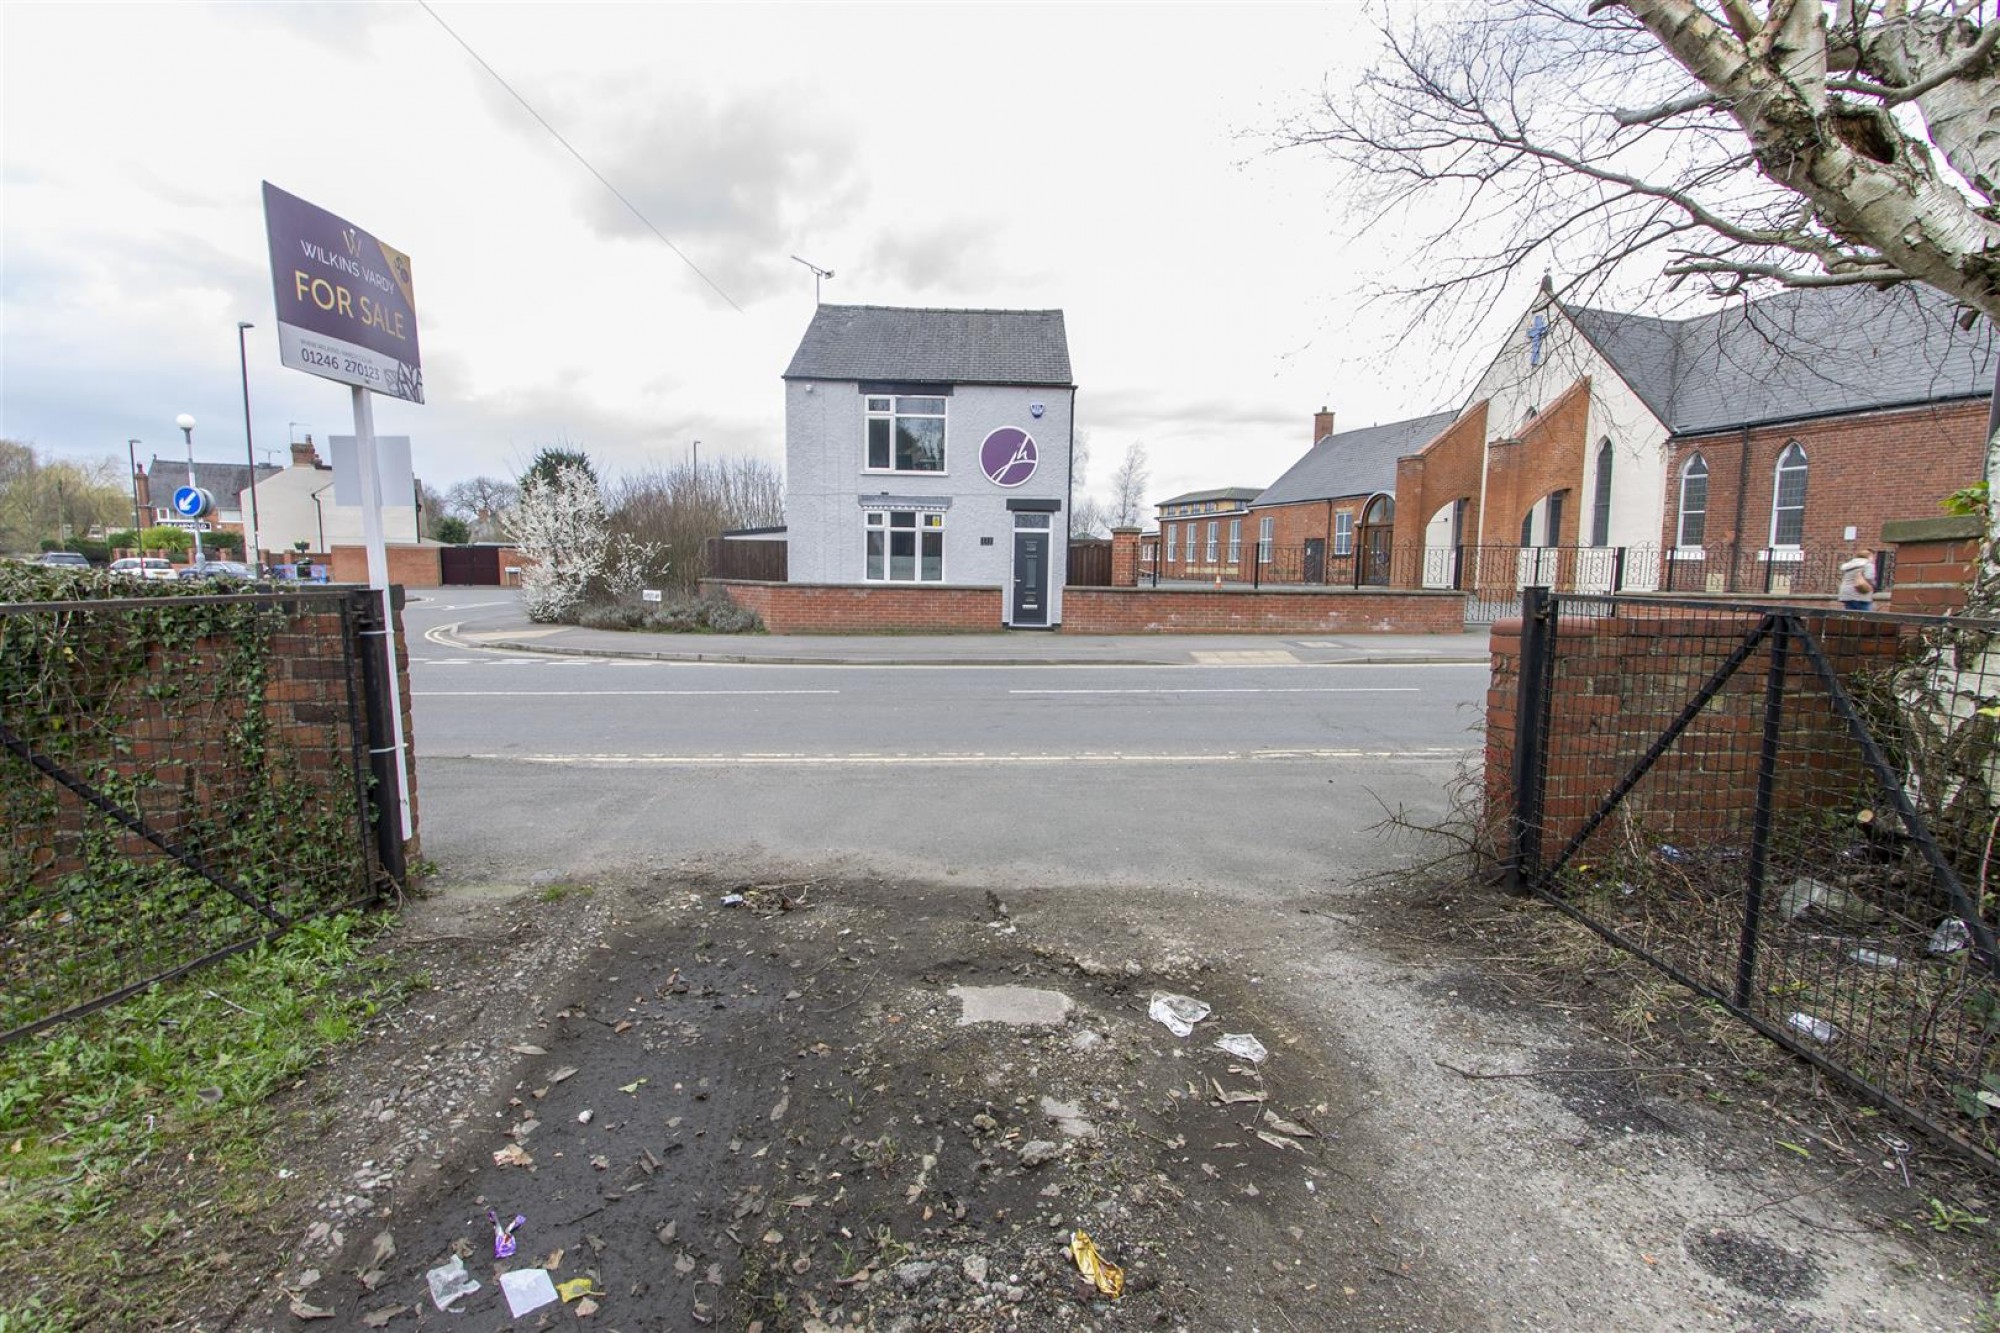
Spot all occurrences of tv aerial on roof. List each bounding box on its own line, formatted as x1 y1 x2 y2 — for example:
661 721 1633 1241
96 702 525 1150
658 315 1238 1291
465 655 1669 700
791 255 834 305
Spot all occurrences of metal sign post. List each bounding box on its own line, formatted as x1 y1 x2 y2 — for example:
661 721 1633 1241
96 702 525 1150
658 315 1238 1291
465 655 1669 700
349 385 413 843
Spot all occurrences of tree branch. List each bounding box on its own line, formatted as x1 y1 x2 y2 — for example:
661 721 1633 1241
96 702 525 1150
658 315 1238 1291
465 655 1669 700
1612 90 1724 124
1834 19 2000 105
1663 256 1909 289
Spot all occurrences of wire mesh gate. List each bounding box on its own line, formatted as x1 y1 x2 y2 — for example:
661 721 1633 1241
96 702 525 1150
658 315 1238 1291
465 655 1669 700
0 587 405 1044
1502 589 2000 1170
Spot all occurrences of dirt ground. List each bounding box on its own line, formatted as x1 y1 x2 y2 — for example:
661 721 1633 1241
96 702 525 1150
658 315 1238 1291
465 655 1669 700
187 859 1992 1332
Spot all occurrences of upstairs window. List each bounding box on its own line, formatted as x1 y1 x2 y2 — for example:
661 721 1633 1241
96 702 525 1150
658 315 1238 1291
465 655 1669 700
1770 442 1807 547
865 395 946 473
1677 453 1708 548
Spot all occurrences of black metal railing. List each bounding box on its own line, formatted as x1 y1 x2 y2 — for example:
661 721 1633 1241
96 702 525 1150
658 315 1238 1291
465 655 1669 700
1661 545 1896 598
1504 588 2000 1170
0 588 397 1043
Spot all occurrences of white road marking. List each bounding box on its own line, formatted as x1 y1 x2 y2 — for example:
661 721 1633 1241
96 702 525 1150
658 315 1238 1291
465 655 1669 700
413 689 841 697
450 747 1472 765
1007 687 1420 695
1191 650 1299 664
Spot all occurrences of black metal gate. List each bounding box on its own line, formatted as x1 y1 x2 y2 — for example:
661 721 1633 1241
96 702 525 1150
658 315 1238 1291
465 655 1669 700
0 587 405 1043
1504 589 2000 1169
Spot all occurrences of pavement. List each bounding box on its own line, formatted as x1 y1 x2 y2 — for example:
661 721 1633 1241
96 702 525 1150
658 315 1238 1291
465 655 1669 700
411 591 1495 666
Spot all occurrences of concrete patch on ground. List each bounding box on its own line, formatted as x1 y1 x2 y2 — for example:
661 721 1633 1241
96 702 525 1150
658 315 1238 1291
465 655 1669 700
950 983 1073 1027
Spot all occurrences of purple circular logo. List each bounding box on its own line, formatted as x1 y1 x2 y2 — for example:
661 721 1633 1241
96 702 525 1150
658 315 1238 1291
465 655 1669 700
980 427 1038 488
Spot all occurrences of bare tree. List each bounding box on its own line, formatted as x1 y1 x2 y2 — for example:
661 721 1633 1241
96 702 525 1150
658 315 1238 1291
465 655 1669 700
605 455 785 596
1290 0 1998 535
444 475 521 541
1109 443 1151 528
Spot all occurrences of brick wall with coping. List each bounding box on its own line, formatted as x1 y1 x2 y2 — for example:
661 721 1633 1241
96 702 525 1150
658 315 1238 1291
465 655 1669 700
705 580 1004 633
703 579 1468 635
1063 587 1465 634
331 543 444 588
15 588 419 888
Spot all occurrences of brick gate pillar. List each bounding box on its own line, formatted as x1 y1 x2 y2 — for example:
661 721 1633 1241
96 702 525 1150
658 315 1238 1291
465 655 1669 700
1110 526 1142 587
1880 515 1984 614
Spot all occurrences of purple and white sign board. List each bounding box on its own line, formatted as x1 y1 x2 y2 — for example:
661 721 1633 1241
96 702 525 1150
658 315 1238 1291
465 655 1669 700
980 428 1039 488
262 181 424 403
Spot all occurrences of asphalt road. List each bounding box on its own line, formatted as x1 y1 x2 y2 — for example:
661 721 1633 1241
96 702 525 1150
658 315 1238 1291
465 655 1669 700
400 593 1487 894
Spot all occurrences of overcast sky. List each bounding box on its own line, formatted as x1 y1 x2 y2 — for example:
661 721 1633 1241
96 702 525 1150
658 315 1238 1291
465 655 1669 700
1 1 1533 510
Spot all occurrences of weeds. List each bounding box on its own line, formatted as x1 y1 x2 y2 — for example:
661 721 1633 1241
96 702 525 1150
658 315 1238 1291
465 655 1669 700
0 912 400 1327
1926 1197 1992 1234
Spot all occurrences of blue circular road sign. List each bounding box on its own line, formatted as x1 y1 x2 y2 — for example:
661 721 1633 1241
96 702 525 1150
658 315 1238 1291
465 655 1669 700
171 486 213 519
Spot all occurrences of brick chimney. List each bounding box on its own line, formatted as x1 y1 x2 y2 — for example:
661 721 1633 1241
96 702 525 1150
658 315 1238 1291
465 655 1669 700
291 435 321 468
1313 407 1336 444
133 464 152 526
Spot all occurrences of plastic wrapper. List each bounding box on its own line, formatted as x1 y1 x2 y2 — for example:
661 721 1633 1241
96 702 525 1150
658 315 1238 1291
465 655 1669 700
1148 993 1211 1038
500 1267 559 1318
1213 1032 1268 1063
426 1255 480 1311
1068 1229 1124 1298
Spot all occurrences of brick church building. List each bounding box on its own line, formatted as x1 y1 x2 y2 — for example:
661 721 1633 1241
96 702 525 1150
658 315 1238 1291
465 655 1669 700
1249 281 1995 597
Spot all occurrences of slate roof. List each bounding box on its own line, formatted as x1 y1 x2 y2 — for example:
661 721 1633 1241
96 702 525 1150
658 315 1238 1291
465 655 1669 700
1251 411 1458 508
1158 487 1263 506
783 305 1073 386
149 458 282 509
1566 284 1996 437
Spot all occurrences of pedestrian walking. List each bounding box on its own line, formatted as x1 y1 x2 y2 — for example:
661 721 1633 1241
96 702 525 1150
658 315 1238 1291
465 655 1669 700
1838 549 1876 611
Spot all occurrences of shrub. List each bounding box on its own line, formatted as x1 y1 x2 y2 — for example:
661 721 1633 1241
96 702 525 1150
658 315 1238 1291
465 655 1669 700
568 592 762 634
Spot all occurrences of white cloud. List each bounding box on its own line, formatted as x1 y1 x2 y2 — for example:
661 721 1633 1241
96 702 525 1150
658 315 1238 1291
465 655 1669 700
2 1 1491 516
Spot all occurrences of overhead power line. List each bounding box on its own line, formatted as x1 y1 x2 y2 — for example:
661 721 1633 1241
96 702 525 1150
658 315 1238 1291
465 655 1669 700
417 0 744 314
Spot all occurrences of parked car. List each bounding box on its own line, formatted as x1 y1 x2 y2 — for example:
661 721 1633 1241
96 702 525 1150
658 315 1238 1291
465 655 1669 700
178 560 257 581
109 556 181 581
35 551 91 568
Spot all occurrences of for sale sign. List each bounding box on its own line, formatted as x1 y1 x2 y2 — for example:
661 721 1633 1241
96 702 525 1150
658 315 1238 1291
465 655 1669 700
262 181 424 403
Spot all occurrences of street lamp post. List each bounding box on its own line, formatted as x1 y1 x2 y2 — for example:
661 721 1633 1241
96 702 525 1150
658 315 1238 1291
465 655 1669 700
237 322 263 575
126 439 142 539
176 413 203 570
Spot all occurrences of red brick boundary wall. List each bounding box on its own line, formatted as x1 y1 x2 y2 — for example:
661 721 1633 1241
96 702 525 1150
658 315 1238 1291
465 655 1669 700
1487 610 1903 857
703 579 1467 635
703 580 1004 633
331 543 444 588
1062 587 1466 635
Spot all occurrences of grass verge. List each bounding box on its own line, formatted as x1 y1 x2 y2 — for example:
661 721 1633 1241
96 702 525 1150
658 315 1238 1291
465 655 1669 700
0 912 408 1329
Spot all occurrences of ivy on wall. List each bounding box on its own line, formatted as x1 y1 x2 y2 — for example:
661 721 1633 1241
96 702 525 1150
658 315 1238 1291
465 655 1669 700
0 565 375 1038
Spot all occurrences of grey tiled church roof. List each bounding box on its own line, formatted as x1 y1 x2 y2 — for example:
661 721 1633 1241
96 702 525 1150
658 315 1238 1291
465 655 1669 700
1252 411 1458 508
784 305 1073 386
1566 284 1996 437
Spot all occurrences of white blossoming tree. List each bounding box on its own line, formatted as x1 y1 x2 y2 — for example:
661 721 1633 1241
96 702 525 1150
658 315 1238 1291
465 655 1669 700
513 461 610 623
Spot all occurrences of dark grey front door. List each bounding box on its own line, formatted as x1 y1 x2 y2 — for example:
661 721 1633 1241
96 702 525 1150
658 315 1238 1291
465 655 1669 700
1303 538 1325 584
1012 531 1049 626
